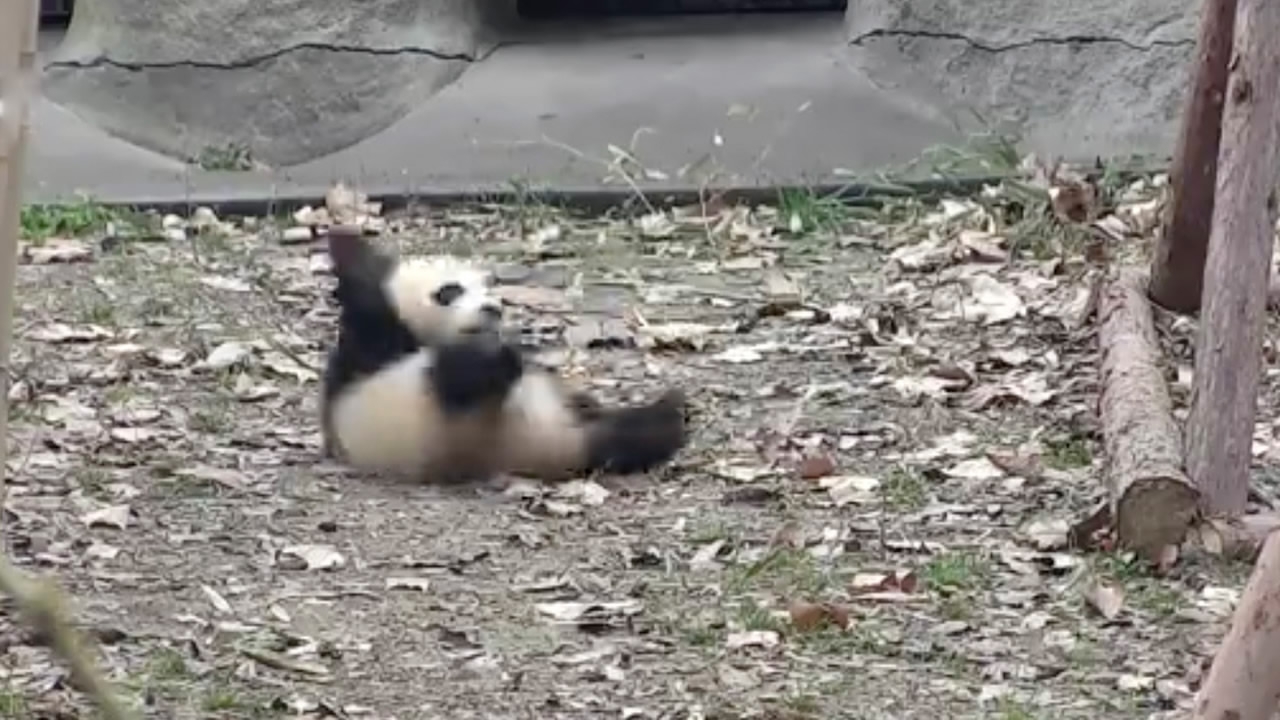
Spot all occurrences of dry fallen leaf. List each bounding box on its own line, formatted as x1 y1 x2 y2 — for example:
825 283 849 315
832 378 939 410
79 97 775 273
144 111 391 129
763 270 803 308
80 504 132 530
201 342 253 371
1022 517 1070 551
819 475 880 506
535 600 643 628
199 275 252 293
385 577 431 593
944 457 1006 481
961 274 1026 325
28 323 112 344
788 600 852 632
638 322 716 352
725 630 780 650
690 539 727 571
889 236 952 272
83 542 120 562
637 211 677 238
201 584 234 615
892 375 964 402
280 544 346 571
956 229 1008 263
23 239 93 264
770 521 806 549
850 569 920 596
554 480 611 506
796 453 835 480
1084 581 1125 620
1048 178 1100 224
713 346 765 364
788 600 826 632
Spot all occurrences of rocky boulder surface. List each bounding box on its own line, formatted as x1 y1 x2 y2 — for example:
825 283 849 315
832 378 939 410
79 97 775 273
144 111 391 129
844 0 1198 161
42 0 514 167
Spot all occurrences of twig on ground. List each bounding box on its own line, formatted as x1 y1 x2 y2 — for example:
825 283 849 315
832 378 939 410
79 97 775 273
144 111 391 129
239 647 332 679
0 555 134 719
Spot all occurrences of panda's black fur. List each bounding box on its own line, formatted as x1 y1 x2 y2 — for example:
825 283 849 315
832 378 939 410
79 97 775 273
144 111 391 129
319 226 688 484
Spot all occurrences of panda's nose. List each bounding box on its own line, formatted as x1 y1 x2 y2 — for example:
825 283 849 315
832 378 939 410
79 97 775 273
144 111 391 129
479 303 504 322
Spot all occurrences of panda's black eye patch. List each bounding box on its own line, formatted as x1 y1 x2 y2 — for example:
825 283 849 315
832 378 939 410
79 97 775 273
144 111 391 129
433 282 466 306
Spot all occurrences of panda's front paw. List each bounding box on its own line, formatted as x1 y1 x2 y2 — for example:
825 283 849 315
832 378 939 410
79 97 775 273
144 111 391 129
432 339 524 413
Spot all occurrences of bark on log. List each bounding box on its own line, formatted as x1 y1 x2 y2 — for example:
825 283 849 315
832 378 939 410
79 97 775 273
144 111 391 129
1149 0 1239 313
1098 269 1199 560
1185 0 1280 518
1193 529 1280 719
1197 513 1280 562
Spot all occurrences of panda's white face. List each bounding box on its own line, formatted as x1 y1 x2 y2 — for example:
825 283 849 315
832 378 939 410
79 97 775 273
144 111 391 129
383 255 504 343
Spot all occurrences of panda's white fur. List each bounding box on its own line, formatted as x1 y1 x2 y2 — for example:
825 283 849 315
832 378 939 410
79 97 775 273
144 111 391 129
329 349 593 482
320 227 687 484
382 255 498 343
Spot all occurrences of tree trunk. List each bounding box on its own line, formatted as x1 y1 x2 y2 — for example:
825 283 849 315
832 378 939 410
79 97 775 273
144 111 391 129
1098 269 1200 560
1193 530 1280 719
1149 0 1239 313
1185 0 1280 518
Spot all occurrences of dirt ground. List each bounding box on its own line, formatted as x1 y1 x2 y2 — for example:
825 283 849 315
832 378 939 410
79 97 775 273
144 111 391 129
0 184 1266 719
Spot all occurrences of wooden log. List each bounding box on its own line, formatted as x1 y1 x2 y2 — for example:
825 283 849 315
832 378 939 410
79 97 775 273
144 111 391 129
1097 269 1199 561
1149 0 1239 313
1184 0 1280 518
1193 529 1280 719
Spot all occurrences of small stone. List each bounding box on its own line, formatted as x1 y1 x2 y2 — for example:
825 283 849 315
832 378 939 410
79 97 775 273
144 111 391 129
797 453 836 480
191 206 219 229
281 226 314 244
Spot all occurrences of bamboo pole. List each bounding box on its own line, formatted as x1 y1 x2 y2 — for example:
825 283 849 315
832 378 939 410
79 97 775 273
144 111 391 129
0 5 135 719
0 0 40 523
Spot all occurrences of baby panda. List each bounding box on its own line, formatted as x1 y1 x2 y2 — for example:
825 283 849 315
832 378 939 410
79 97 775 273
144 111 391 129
319 226 688 485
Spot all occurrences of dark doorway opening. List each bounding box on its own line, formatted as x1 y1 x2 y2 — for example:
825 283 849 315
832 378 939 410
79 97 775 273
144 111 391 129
518 0 846 20
40 0 74 28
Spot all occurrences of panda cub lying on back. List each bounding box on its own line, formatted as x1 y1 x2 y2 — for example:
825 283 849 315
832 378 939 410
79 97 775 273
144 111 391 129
320 226 688 485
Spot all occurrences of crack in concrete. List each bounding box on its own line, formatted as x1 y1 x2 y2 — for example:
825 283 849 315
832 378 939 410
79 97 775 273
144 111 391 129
43 41 488 72
849 28 1195 53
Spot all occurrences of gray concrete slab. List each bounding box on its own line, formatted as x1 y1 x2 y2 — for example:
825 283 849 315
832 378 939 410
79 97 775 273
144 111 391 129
24 14 967 207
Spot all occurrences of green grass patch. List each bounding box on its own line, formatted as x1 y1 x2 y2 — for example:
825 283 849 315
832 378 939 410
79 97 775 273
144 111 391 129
0 687 27 718
776 187 850 235
725 547 833 597
924 550 994 594
196 142 255 172
881 467 928 509
1043 434 1094 469
20 198 122 241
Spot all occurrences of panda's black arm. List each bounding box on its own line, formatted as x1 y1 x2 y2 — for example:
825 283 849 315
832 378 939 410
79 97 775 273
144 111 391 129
430 337 525 414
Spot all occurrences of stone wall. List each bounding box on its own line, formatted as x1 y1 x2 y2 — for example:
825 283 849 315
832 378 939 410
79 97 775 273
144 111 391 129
844 0 1198 161
42 0 516 167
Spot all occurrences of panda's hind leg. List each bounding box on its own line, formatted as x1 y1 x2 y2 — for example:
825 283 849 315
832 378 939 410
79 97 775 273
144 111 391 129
430 336 525 414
